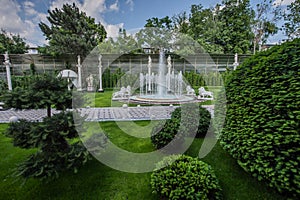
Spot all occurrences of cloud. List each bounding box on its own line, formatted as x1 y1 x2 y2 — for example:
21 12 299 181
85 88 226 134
0 0 125 46
273 0 296 6
125 0 134 11
109 0 119 12
23 1 38 16
105 23 124 38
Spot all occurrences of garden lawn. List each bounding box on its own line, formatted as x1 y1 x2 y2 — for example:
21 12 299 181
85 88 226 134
0 121 289 200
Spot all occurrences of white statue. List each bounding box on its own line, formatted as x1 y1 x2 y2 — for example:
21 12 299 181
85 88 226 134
86 74 94 87
167 55 171 67
98 54 102 66
148 56 152 65
198 87 213 99
77 55 81 65
86 74 94 91
4 51 9 62
186 86 196 96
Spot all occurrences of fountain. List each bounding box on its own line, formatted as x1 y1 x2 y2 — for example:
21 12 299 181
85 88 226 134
129 50 195 104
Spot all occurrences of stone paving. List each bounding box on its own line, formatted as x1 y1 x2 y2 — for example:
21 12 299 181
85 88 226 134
0 105 214 123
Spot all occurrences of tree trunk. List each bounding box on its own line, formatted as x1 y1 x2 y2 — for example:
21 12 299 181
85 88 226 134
47 104 51 117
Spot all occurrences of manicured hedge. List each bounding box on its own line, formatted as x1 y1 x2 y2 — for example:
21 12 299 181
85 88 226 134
151 155 222 200
220 39 300 197
151 104 211 150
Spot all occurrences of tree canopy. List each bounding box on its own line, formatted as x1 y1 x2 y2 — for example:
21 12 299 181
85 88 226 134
283 0 300 39
39 3 107 57
0 29 28 54
1 74 73 117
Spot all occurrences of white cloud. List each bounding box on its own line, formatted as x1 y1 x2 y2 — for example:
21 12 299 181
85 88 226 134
82 0 107 20
0 0 23 32
105 23 124 38
109 0 119 12
273 0 296 6
125 0 134 11
23 1 38 16
0 0 125 46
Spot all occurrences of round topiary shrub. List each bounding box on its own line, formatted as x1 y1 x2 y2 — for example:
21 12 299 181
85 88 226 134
171 104 211 138
151 104 211 150
220 39 300 197
151 155 222 200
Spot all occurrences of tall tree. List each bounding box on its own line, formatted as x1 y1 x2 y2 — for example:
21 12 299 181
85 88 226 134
187 4 224 53
283 0 300 39
217 0 255 54
145 16 173 29
137 17 174 52
98 29 140 54
0 29 28 54
172 11 190 34
252 0 280 54
39 3 106 57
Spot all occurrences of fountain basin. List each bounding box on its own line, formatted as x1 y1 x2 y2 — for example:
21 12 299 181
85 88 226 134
129 95 195 104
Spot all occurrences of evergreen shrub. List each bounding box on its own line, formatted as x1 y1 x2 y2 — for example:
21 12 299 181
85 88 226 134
220 39 300 197
151 155 222 200
151 104 211 150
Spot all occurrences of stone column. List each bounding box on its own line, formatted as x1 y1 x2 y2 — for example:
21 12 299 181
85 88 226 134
98 54 104 92
77 55 83 91
233 53 239 70
147 56 152 91
3 52 12 91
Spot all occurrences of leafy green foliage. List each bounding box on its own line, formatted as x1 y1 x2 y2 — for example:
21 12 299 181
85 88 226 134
188 4 224 54
151 155 222 200
151 104 211 150
1 74 74 117
150 117 183 151
5 112 91 181
39 3 106 57
0 29 28 54
252 0 280 54
220 39 300 197
4 119 37 148
217 0 255 54
283 0 300 39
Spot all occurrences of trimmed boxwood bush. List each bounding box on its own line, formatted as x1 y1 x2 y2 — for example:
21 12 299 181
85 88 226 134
220 39 300 197
151 104 211 150
151 155 222 200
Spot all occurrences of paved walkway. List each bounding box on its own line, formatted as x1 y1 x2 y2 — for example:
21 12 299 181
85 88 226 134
0 105 214 123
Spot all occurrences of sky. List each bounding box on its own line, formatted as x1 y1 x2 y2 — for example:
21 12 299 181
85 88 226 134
0 0 296 47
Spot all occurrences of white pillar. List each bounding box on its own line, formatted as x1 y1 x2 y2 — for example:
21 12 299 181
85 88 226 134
3 52 12 91
77 55 83 91
233 53 239 70
98 54 103 92
148 56 152 91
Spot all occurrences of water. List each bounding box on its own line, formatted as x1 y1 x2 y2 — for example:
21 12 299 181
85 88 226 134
157 50 166 96
132 49 194 104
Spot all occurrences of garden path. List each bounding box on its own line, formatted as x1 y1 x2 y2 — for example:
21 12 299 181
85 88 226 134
0 105 214 123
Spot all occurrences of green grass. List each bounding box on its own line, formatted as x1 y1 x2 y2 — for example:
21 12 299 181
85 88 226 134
0 121 290 200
